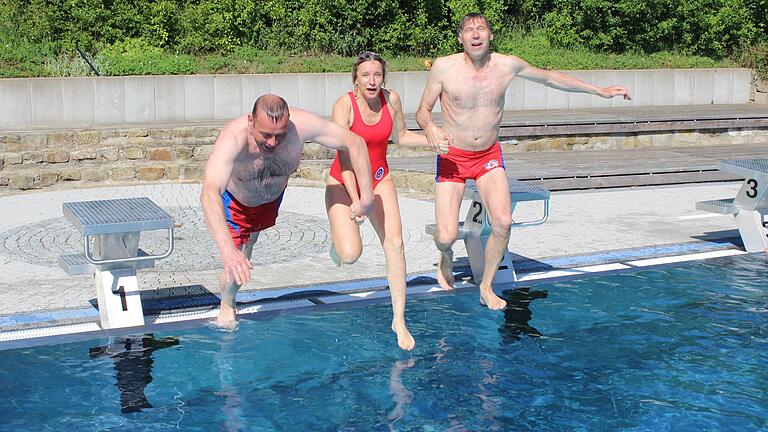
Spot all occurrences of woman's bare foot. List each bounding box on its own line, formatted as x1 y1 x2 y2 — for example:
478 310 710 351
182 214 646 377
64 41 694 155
329 244 342 267
392 320 415 351
436 249 455 290
216 301 237 328
479 288 507 310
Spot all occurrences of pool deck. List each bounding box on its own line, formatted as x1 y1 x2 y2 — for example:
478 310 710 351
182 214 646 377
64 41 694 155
0 144 760 334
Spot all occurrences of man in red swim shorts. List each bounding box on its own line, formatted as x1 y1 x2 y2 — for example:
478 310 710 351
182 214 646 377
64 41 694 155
201 94 375 327
417 13 632 310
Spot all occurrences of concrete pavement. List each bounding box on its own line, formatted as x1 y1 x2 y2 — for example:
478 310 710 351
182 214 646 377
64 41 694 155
0 175 748 332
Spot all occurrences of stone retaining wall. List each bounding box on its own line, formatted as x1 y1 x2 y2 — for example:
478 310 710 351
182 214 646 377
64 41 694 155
1 126 766 191
754 78 768 104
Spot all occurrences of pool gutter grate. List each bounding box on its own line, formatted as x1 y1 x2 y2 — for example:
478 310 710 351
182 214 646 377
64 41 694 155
0 248 748 347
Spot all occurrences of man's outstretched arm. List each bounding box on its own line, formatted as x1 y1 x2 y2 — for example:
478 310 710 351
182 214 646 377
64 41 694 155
512 56 632 100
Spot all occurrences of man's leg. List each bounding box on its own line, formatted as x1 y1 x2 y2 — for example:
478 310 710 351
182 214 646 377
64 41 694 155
368 176 415 350
433 181 466 290
217 232 260 327
475 168 512 310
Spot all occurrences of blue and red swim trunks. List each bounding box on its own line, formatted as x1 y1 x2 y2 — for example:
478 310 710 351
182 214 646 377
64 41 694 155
435 141 505 183
221 190 283 248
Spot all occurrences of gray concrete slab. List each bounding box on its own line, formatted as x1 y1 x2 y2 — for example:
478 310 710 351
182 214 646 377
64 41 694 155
0 176 747 328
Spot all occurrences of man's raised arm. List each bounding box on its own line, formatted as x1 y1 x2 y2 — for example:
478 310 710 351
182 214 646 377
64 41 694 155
511 56 632 100
295 109 374 216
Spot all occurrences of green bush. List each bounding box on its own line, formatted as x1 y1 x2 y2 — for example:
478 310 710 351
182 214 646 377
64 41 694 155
736 42 768 80
543 0 765 57
97 38 196 75
0 0 761 77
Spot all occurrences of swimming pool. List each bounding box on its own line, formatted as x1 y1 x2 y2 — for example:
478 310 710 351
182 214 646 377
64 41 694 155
1 253 766 431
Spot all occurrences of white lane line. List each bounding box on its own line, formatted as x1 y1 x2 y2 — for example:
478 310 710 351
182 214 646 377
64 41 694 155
0 248 749 344
625 249 746 267
678 213 729 220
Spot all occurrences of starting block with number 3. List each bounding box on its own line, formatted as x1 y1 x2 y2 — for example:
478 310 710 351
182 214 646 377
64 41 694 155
58 198 174 329
426 177 550 286
696 159 768 253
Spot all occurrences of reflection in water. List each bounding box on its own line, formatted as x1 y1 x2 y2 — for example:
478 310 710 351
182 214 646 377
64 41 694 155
89 334 179 413
475 358 503 431
499 287 548 342
387 358 416 427
215 333 247 432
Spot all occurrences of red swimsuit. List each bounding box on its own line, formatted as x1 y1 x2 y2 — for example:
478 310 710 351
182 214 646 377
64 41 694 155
435 142 505 183
329 91 392 190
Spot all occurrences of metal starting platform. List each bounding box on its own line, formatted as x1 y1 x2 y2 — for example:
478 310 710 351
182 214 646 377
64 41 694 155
696 159 768 253
426 177 550 285
58 197 174 329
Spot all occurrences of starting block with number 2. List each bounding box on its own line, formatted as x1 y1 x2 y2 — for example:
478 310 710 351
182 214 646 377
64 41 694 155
426 177 550 285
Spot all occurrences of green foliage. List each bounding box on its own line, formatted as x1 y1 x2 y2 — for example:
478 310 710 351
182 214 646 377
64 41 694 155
494 26 727 70
736 42 768 80
543 0 765 57
177 0 246 54
97 38 196 75
0 0 762 77
0 40 53 77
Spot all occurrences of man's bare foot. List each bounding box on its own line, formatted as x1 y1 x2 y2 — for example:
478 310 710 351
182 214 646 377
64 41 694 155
436 249 455 290
479 289 507 310
392 320 415 351
216 301 237 328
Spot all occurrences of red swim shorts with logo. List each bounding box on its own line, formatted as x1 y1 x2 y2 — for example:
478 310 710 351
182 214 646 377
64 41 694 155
435 142 505 183
221 190 284 248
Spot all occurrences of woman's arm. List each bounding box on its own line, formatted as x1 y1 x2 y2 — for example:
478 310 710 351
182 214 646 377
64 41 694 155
332 95 362 202
388 90 429 147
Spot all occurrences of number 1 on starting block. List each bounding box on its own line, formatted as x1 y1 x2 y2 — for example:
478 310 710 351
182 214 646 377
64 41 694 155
94 268 145 329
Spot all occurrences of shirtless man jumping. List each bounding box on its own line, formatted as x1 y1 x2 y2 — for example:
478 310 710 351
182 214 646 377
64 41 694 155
201 94 374 327
416 13 631 310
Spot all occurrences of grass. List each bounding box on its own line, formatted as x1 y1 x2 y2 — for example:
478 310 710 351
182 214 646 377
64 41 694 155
494 28 733 70
0 29 740 78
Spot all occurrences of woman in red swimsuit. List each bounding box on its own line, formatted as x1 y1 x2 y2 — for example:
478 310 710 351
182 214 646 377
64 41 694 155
325 52 434 351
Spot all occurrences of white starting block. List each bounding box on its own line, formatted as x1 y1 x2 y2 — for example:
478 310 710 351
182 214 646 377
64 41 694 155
426 177 550 285
58 198 174 329
696 159 768 253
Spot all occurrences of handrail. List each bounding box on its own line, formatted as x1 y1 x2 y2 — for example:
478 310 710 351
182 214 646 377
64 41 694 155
82 229 174 265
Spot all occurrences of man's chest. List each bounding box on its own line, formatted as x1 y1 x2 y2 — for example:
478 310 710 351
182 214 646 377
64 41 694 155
234 146 301 183
442 74 511 110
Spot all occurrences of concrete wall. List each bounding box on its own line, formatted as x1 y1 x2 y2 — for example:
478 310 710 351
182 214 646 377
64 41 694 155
0 68 753 130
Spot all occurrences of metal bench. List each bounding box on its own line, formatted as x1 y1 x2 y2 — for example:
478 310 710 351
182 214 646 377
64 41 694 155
58 197 174 329
426 177 550 285
695 159 768 252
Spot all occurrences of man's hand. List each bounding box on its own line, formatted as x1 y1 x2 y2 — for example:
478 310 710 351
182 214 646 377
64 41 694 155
221 246 253 286
425 125 451 154
348 199 368 225
600 85 632 100
351 193 374 220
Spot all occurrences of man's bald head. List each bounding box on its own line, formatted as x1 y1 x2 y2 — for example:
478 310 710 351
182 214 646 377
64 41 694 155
252 94 289 123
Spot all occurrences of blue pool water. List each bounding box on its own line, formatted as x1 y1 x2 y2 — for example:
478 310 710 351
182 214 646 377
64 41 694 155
1 253 767 431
